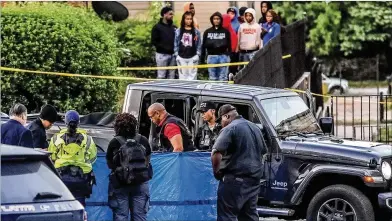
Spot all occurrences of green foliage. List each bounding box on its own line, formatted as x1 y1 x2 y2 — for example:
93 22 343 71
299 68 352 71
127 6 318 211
307 3 342 56
1 3 120 114
340 2 392 55
274 2 342 57
116 2 165 78
274 1 392 57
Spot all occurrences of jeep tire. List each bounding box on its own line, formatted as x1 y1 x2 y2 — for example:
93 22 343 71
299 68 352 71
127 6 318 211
306 184 374 221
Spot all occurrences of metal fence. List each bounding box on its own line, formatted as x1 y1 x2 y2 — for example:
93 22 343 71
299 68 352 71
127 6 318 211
329 93 392 144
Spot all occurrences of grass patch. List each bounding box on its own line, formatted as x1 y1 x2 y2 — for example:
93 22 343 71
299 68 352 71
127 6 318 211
377 127 392 142
349 80 389 88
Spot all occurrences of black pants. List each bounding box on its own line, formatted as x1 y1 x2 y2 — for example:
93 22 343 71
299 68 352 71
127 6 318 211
229 52 239 76
217 176 260 221
60 168 94 207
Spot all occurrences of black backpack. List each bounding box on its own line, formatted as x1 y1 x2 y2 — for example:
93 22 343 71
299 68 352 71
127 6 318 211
113 135 150 185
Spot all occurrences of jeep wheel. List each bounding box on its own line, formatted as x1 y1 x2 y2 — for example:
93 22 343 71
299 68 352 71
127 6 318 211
306 184 374 221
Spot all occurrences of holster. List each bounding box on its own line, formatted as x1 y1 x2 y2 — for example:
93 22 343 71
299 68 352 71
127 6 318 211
58 166 94 197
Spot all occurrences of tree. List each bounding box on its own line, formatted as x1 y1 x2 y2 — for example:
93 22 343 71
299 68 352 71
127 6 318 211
339 2 392 56
1 3 120 114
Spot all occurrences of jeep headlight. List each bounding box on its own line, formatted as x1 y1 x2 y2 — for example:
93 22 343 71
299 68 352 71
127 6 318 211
382 161 392 180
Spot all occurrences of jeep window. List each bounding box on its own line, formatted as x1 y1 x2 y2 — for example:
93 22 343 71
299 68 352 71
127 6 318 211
198 102 260 124
259 96 321 135
1 160 75 204
140 93 197 150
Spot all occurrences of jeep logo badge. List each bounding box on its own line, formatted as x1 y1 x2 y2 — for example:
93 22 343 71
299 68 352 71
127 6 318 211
272 180 288 190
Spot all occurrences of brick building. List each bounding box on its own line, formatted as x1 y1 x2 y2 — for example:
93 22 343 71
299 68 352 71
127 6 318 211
120 1 263 32
0 1 263 32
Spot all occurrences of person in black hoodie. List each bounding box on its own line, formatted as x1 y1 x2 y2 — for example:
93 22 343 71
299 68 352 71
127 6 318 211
201 12 231 81
151 6 177 79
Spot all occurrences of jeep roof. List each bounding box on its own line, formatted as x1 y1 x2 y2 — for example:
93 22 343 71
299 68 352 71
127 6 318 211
127 80 298 100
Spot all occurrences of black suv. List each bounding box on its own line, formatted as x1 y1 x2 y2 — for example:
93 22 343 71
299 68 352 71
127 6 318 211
1 145 86 221
122 80 392 221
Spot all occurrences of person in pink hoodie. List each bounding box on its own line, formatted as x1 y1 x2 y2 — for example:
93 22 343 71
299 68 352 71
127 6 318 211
237 8 262 62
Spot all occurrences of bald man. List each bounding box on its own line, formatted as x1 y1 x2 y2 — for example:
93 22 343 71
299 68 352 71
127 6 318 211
147 103 195 152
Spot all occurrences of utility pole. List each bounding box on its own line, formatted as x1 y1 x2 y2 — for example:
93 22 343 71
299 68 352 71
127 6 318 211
376 54 380 96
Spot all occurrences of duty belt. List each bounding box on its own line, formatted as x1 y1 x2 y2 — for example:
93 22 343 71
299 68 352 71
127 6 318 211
222 174 260 185
58 166 85 178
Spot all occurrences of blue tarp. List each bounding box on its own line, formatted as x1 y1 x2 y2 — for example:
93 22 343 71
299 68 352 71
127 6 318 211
86 152 219 221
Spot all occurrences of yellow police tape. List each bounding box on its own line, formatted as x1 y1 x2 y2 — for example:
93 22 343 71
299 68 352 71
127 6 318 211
2 63 391 105
117 54 292 71
0 54 292 81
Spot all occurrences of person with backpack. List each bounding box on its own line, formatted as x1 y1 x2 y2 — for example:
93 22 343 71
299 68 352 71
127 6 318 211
48 110 97 206
106 113 152 221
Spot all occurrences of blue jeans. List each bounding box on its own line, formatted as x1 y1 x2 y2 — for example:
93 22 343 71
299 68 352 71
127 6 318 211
207 54 230 81
155 52 176 79
239 51 257 62
109 181 150 221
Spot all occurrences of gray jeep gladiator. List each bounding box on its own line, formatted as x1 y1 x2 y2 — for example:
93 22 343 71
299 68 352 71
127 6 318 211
121 80 392 221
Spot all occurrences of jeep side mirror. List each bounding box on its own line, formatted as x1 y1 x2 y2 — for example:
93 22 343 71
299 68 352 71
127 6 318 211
319 117 333 134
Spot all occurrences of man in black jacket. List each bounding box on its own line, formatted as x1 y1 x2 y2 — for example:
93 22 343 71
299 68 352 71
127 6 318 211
151 6 177 79
147 103 194 152
26 104 57 149
201 12 232 81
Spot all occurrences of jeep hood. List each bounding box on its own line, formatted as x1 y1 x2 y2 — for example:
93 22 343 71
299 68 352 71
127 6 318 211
289 137 392 166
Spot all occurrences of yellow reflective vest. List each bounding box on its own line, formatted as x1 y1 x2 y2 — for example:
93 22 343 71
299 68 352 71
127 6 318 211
48 128 97 174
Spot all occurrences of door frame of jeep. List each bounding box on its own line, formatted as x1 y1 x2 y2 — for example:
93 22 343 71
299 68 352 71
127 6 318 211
198 96 275 201
123 89 199 150
140 91 198 150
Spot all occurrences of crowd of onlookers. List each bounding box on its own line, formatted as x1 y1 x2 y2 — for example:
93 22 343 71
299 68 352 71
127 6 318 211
151 1 282 81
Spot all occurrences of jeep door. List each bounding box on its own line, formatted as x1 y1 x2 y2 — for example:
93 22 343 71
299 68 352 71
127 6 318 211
197 96 272 199
137 91 198 151
256 95 316 205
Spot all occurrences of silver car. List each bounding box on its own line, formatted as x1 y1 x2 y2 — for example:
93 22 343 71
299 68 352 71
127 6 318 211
322 74 349 94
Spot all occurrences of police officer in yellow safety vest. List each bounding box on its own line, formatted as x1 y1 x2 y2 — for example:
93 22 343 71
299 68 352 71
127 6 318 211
48 110 97 206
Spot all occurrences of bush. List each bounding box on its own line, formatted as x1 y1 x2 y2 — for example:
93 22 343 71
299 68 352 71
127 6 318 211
1 3 120 114
116 2 164 79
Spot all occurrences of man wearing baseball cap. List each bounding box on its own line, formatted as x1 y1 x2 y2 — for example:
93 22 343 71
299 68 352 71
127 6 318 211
26 104 58 149
194 101 221 150
48 110 97 206
211 104 267 221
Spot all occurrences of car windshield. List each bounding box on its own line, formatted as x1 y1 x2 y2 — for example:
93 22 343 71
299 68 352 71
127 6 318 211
259 96 322 135
1 160 75 204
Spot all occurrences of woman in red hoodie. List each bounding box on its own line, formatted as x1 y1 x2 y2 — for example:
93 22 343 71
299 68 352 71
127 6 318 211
222 14 239 76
